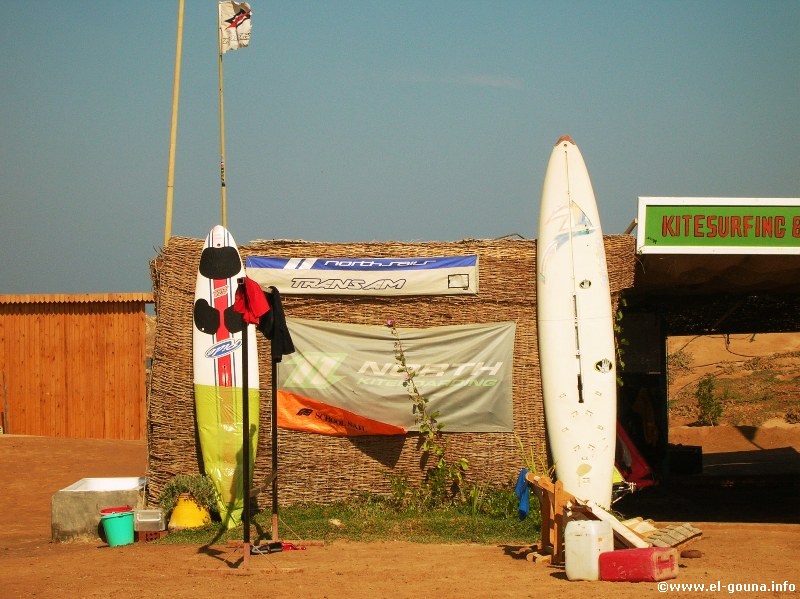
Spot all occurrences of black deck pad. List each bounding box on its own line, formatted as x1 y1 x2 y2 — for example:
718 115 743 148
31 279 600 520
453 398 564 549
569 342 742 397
198 246 242 279
223 305 244 334
193 299 220 334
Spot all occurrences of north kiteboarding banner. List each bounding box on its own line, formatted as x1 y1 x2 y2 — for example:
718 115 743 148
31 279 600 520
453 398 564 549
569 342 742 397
276 318 514 435
245 255 478 296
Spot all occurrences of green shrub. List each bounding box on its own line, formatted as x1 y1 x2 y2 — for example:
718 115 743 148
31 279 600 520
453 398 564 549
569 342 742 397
695 374 724 426
158 473 219 515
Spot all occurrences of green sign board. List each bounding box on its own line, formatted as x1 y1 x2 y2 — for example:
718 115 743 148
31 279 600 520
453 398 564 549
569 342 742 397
637 197 800 254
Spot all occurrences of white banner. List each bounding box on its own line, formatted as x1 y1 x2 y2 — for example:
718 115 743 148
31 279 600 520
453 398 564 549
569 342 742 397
245 255 478 296
278 318 515 433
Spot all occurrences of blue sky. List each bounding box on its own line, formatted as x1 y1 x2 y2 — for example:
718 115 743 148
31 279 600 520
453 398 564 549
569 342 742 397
1 1 798 294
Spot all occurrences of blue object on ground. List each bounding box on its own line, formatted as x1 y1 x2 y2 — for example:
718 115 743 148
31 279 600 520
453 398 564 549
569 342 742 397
514 468 530 520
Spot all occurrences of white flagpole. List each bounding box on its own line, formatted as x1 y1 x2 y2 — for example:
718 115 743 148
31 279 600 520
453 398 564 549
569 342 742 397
164 0 185 246
218 7 228 228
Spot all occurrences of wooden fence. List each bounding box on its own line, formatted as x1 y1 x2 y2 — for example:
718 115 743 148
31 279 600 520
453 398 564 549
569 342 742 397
0 293 153 440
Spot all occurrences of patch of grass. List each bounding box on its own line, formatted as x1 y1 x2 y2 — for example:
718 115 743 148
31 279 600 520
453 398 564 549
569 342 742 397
670 361 800 426
743 356 776 371
717 360 738 375
155 486 540 546
715 370 792 425
667 349 693 383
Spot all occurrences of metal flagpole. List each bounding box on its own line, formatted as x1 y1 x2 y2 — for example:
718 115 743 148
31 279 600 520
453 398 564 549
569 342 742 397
163 0 185 246
218 7 228 228
271 359 279 541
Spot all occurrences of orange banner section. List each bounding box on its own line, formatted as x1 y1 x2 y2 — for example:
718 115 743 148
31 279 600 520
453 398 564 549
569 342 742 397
277 390 407 436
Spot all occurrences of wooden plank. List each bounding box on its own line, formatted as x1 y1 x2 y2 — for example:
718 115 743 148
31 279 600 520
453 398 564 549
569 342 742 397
129 307 146 439
621 517 659 536
64 305 81 437
24 313 36 435
0 309 5 432
93 305 108 438
579 500 651 549
45 312 56 436
11 312 24 434
102 307 115 439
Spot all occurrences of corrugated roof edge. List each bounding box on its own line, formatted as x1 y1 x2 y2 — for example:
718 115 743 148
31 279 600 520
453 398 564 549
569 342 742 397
0 293 154 304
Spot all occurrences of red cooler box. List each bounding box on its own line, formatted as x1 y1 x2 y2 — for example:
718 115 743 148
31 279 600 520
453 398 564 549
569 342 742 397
599 547 678 582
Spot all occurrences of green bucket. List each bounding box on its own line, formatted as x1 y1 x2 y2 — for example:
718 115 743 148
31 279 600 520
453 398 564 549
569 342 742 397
100 511 134 547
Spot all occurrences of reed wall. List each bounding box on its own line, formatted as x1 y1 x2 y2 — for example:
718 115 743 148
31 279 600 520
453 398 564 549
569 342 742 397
147 236 636 506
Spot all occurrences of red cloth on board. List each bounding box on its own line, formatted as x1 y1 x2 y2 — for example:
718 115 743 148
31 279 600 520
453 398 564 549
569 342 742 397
233 277 270 324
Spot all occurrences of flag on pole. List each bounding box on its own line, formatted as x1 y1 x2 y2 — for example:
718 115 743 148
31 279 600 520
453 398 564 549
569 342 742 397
219 1 252 54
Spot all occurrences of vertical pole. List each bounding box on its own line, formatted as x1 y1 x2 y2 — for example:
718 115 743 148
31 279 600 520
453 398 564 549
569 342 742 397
659 313 670 478
164 0 185 246
217 10 228 228
271 360 279 541
237 279 251 556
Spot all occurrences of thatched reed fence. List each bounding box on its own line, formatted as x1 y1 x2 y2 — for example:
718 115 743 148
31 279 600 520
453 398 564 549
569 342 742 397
147 235 636 507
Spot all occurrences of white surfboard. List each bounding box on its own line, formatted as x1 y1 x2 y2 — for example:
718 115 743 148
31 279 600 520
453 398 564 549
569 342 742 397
192 225 259 528
536 135 616 508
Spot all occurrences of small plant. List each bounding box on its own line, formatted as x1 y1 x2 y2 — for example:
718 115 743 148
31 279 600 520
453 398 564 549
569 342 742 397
468 482 487 515
514 433 553 478
613 296 629 386
158 473 219 515
384 471 411 509
386 319 469 506
667 349 693 383
695 374 724 426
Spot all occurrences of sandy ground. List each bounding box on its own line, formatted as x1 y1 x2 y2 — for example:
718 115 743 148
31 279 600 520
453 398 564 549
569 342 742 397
1 432 799 598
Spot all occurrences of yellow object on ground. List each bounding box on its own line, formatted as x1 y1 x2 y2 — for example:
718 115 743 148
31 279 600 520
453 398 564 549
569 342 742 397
168 494 211 530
